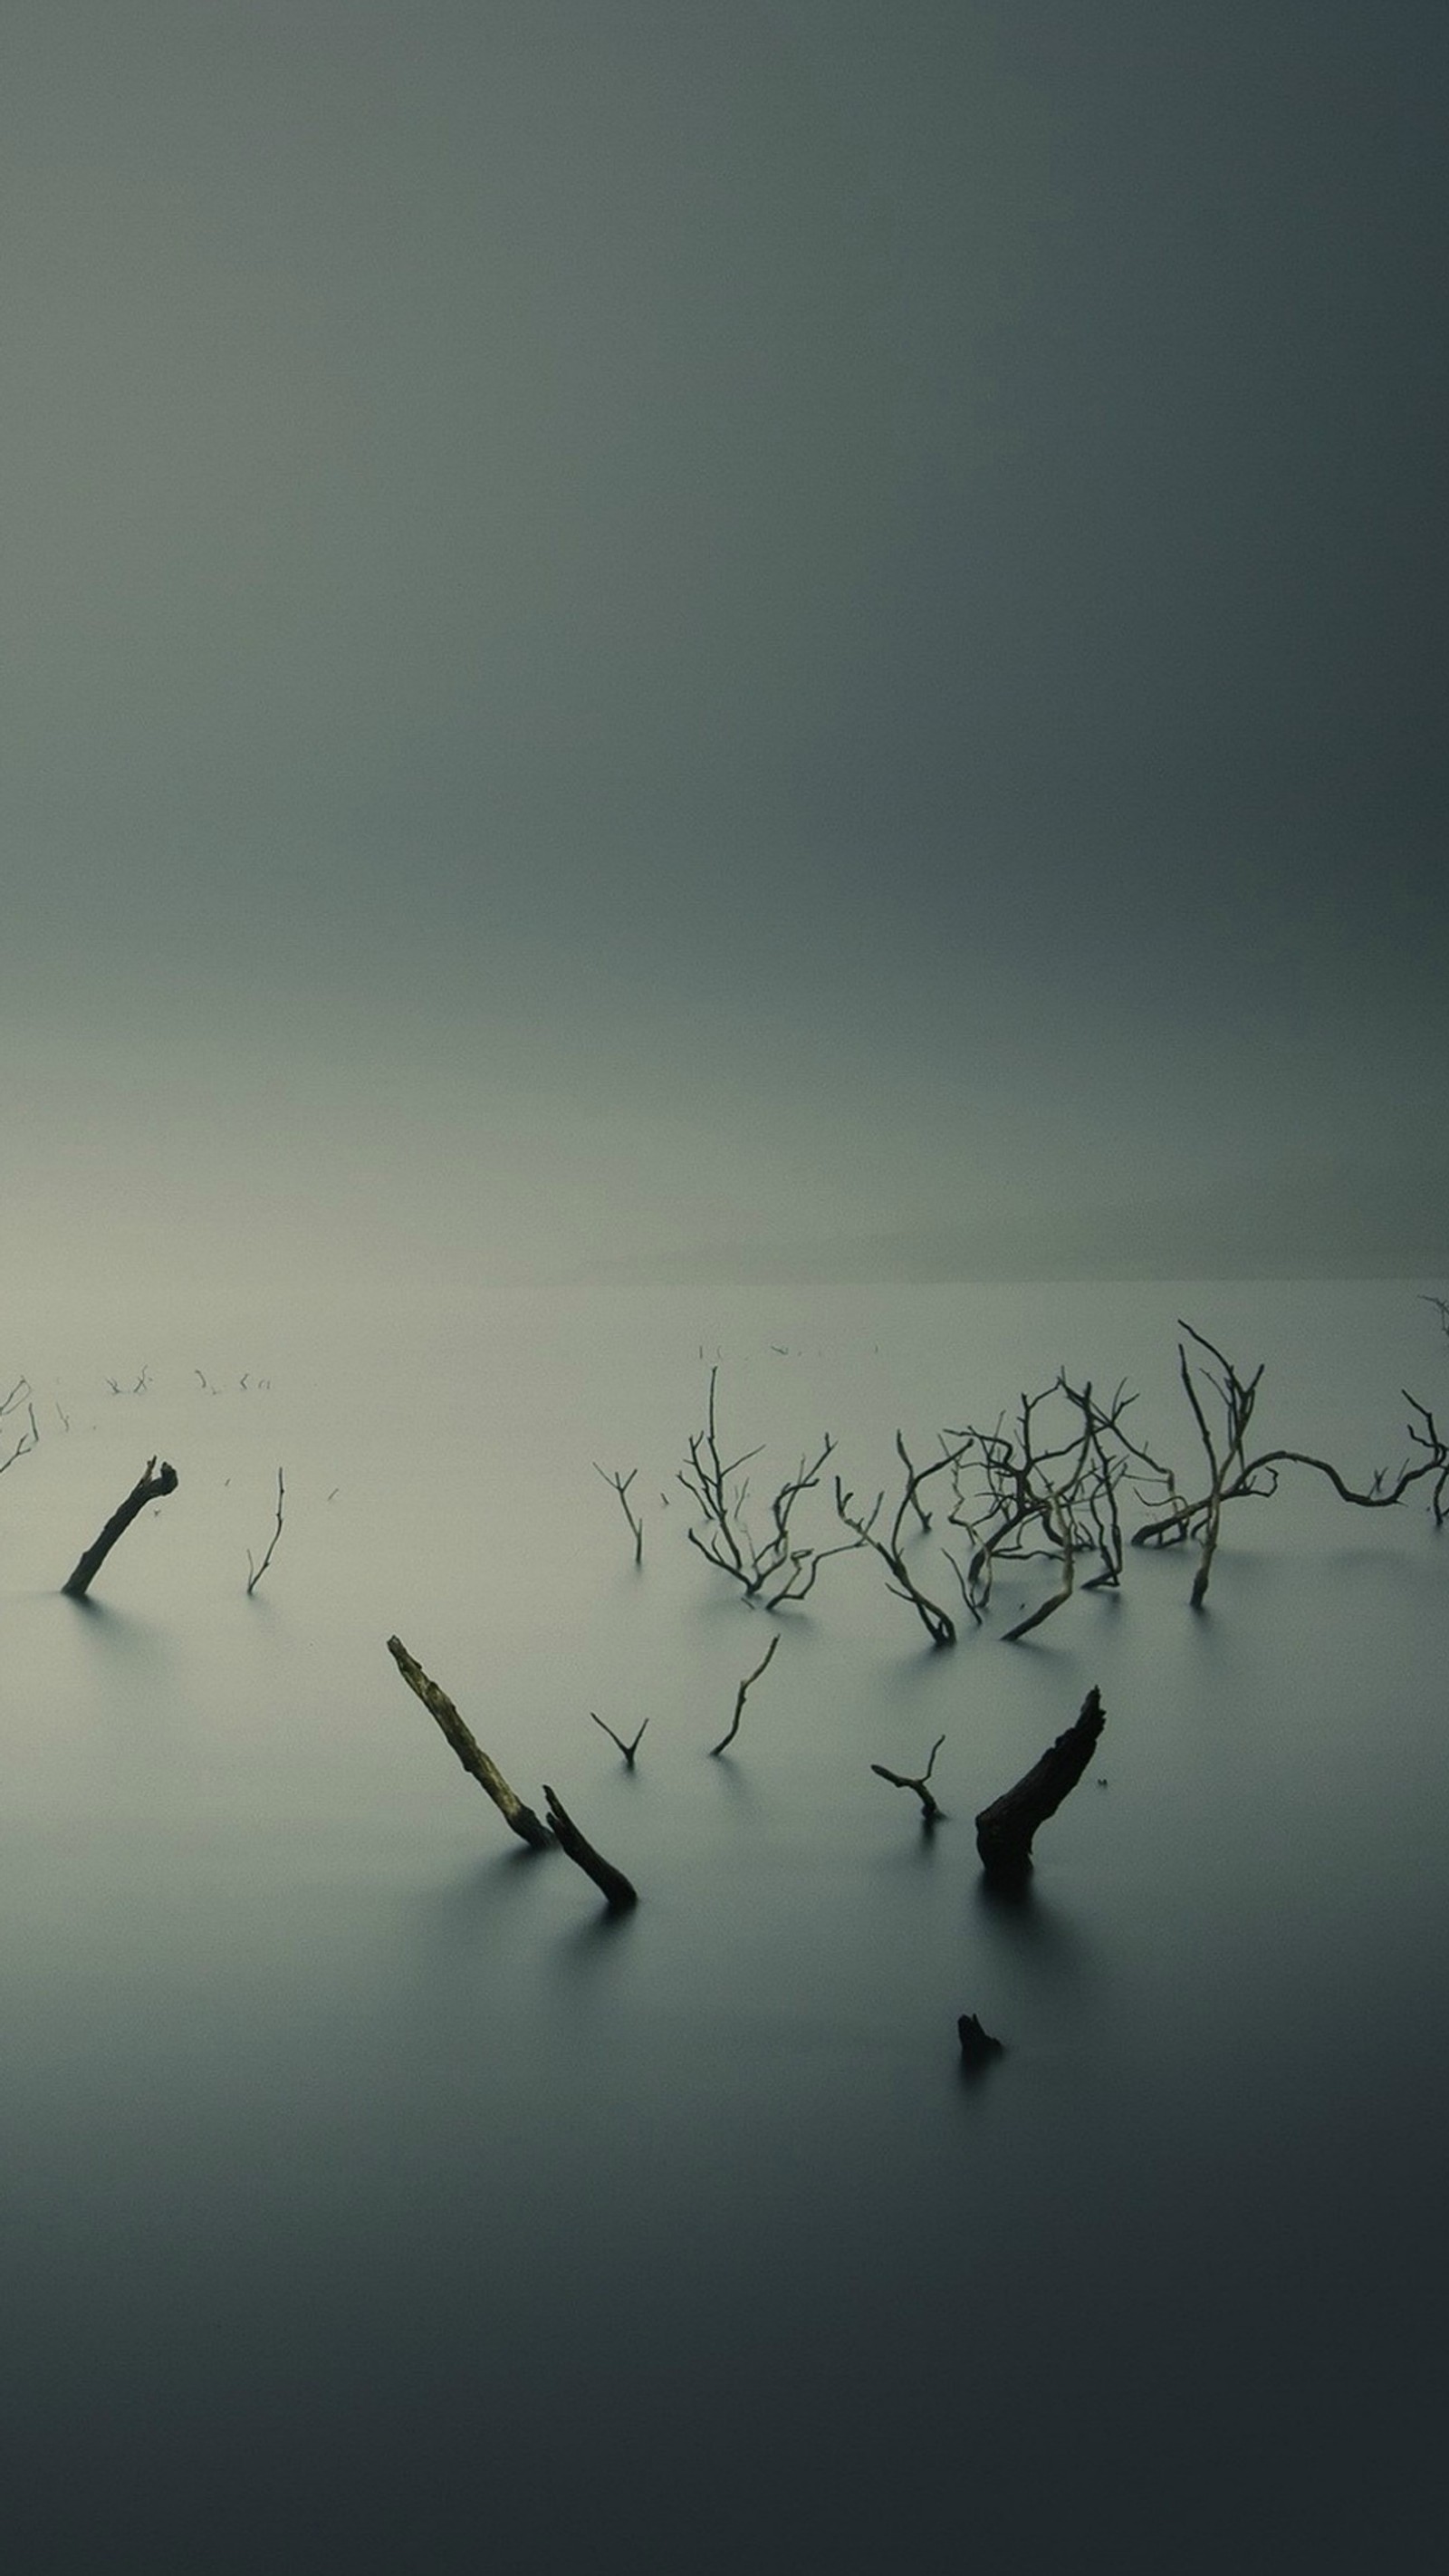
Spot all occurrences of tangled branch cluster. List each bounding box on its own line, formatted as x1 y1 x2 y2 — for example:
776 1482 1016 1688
646 1318 1448 1648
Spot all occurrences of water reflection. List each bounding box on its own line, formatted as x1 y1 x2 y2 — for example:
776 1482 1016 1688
549 1902 639 1984
59 1591 170 1667
408 1844 547 1954
971 1871 1099 2000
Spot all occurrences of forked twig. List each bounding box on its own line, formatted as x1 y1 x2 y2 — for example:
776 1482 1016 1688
590 1709 650 1767
594 1464 644 1565
870 1733 947 1826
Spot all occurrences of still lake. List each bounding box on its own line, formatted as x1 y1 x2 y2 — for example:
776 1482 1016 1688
2 1278 1444 2571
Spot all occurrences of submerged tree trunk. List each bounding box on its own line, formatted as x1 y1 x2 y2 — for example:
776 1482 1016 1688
974 1687 1105 1885
386 1636 553 1850
62 1458 178 1600
542 1784 638 1912
957 2011 1005 2068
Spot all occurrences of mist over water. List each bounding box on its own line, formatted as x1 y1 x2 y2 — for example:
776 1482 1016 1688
4 5 1446 2556
3 1279 1444 2571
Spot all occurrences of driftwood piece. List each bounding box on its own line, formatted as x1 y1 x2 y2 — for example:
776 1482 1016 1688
957 2012 1005 2068
542 1784 638 1912
974 1686 1105 1884
386 1636 552 1850
62 1457 178 1599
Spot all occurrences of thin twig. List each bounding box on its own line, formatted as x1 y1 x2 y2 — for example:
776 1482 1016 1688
594 1463 644 1565
709 1631 782 1756
246 1467 285 1595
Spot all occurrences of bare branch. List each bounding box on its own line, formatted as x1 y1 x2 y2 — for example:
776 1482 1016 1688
834 1444 967 1648
870 1732 947 1826
1130 1326 1449 1591
590 1709 650 1767
594 1463 644 1565
710 1631 782 1757
0 1383 39 1477
385 1636 552 1850
680 1370 842 1606
245 1468 285 1595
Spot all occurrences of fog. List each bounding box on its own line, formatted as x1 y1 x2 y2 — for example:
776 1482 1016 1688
3 0 1447 1298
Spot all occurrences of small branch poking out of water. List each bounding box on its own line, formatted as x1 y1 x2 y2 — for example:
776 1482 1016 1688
594 1463 644 1564
870 1733 947 1828
590 1709 649 1766
710 1631 781 1756
246 1468 285 1595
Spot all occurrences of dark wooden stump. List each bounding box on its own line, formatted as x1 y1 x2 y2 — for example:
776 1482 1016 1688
957 2012 1005 2068
543 1785 638 1912
974 1686 1105 1885
62 1458 178 1600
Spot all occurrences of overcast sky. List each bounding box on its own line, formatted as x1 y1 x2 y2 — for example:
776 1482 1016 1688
4 0 1445 1297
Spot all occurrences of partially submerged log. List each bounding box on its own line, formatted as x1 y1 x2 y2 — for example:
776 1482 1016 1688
62 1457 178 1600
386 1636 552 1850
543 1784 638 1913
957 2012 1005 2068
974 1686 1105 1885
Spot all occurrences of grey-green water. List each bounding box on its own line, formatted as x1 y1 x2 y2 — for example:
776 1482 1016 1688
3 1282 1444 2571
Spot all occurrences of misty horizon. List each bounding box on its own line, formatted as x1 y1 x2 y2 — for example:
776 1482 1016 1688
3 0 1445 1295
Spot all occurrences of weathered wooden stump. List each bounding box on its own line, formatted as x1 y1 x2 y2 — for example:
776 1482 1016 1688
957 2012 1005 2068
62 1458 178 1600
974 1686 1105 1885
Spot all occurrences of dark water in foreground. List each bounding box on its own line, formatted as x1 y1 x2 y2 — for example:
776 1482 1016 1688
2 1283 1444 2570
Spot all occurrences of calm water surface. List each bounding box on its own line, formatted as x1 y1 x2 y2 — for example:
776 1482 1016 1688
2 1283 1444 2570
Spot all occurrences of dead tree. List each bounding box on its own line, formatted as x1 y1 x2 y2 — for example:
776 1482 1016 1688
246 1468 285 1595
974 1686 1105 1885
943 1377 1170 1639
62 1458 179 1600
870 1733 946 1826
590 1709 649 1766
680 1368 853 1607
542 1784 638 1911
833 1436 971 1648
594 1464 644 1565
386 1636 552 1850
709 1632 781 1756
1131 1324 1449 1600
